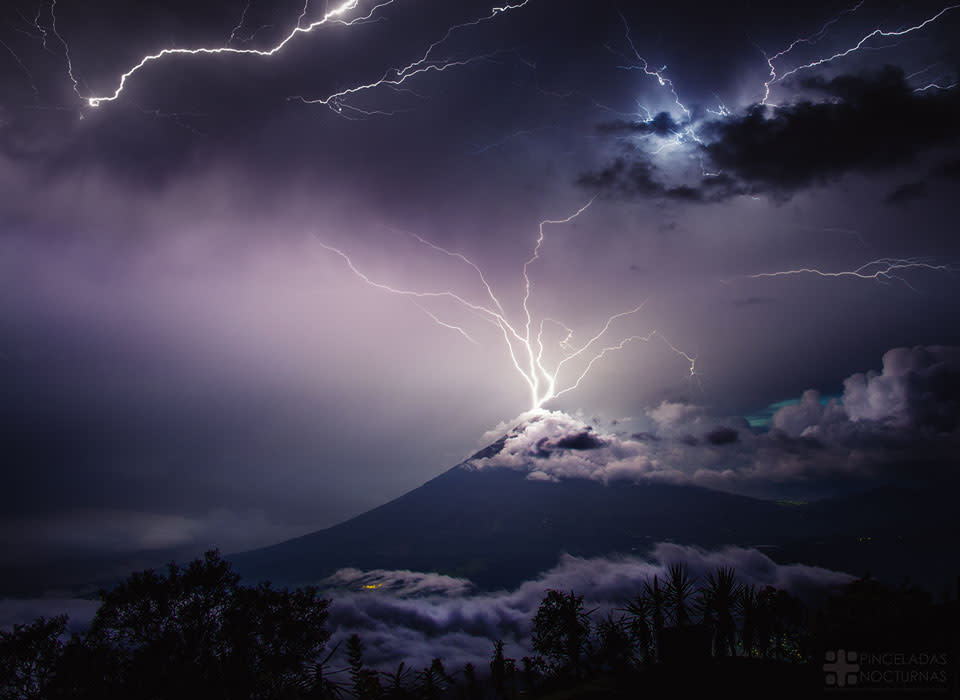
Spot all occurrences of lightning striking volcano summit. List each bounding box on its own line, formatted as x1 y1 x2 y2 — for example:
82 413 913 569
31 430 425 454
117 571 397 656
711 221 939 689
1 0 959 587
318 200 697 411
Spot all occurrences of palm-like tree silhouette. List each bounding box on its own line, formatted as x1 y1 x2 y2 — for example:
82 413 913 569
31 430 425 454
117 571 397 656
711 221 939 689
620 592 653 664
665 563 697 627
738 584 761 658
381 661 412 699
698 566 742 657
642 575 668 661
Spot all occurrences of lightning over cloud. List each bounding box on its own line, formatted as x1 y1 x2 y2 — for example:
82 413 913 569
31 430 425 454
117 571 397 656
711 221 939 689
763 3 960 104
318 201 697 412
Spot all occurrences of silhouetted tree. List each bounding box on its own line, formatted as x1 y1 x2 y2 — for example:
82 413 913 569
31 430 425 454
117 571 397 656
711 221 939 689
642 575 668 661
738 584 761 657
460 663 481 700
489 640 517 699
414 658 452 700
698 566 742 657
0 615 66 700
593 613 636 674
665 563 697 627
346 634 382 700
620 590 654 664
381 662 412 700
75 549 331 698
531 590 591 679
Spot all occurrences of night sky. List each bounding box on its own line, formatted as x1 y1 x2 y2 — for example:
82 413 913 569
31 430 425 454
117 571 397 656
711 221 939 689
2 0 960 593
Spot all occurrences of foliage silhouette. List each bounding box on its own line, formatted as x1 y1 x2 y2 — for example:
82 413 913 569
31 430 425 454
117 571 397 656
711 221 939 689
531 590 591 679
2 553 954 699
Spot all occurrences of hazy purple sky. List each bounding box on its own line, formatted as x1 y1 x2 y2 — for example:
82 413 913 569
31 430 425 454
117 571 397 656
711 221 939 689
2 0 959 592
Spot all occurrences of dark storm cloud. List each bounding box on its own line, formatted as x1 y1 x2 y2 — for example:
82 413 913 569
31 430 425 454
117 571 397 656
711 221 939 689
704 68 960 196
595 112 681 137
576 156 715 202
705 426 739 445
582 67 960 202
553 430 606 450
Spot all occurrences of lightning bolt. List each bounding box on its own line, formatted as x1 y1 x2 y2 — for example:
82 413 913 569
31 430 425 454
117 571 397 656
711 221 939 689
82 0 530 114
744 259 955 292
0 37 40 100
318 202 697 411
767 4 960 97
914 81 957 93
760 1 865 105
612 7 692 123
84 0 399 108
290 1 530 115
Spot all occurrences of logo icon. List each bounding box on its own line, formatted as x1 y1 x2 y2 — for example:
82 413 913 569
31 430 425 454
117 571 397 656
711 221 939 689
824 650 860 687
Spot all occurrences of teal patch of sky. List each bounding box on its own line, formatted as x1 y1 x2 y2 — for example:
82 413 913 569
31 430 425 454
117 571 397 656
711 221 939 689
746 394 841 430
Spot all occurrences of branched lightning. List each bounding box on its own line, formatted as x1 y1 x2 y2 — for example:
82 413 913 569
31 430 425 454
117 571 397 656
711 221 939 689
760 1 864 105
764 3 960 103
84 0 399 107
81 0 530 114
0 36 39 99
318 202 697 411
291 1 530 115
745 258 955 292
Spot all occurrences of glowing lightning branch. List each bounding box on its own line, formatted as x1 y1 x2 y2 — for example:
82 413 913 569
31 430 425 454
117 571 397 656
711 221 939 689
767 4 960 97
760 0 864 105
48 0 81 97
0 37 40 99
612 7 691 123
318 204 697 411
84 0 398 107
82 0 530 115
745 259 955 292
291 1 530 115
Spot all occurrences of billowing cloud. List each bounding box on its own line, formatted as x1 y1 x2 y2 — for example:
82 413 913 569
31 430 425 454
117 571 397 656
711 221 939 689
321 545 853 671
468 346 960 497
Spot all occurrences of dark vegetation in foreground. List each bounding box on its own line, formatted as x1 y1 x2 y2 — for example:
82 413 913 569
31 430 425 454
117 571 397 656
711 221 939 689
1 551 957 699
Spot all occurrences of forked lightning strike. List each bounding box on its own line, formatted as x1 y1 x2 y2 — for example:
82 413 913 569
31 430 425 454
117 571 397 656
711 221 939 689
764 3 960 102
85 0 396 107
760 0 864 105
318 202 697 411
80 0 530 113
291 1 529 114
747 259 954 292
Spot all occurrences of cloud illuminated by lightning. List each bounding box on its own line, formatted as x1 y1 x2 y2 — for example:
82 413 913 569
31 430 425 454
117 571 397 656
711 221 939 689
318 202 697 411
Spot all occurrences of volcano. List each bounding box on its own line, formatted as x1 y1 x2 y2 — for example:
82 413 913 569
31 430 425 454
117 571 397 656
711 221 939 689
229 417 959 591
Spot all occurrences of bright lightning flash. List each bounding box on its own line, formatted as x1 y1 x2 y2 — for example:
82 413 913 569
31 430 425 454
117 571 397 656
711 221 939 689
318 202 697 412
79 0 530 115
85 0 396 108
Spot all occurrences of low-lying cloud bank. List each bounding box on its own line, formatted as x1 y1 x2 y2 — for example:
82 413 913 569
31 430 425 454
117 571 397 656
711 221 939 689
469 345 960 498
322 544 853 671
0 545 853 672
